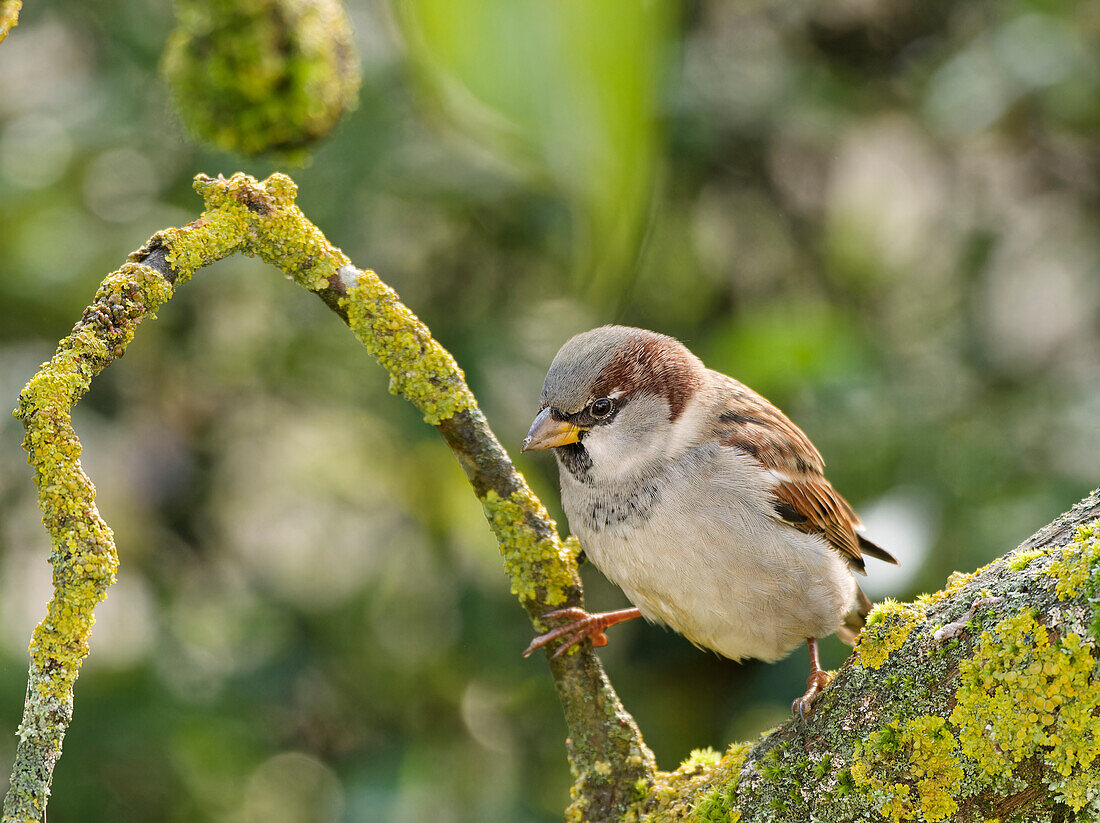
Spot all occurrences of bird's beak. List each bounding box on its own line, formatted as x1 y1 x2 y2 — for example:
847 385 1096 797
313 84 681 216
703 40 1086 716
522 407 583 452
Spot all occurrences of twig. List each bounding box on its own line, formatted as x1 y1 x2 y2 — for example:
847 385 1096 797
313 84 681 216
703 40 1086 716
932 596 1004 642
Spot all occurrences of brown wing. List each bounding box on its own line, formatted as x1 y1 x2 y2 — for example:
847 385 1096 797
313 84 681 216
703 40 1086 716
710 372 897 573
770 475 869 572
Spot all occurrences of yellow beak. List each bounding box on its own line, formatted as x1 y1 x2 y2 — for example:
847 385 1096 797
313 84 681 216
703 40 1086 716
521 407 583 452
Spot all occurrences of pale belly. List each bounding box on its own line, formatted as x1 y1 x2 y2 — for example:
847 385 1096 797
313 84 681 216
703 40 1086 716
559 452 858 663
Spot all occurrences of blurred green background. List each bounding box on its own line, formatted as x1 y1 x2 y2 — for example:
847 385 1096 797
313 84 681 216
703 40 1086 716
1 0 1098 820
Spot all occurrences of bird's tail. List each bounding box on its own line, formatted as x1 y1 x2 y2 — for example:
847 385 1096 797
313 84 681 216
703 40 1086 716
835 586 874 646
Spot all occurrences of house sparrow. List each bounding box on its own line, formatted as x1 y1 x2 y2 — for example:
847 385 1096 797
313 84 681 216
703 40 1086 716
521 325 896 718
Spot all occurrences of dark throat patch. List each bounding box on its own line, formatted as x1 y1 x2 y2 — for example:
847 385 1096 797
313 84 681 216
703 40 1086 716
556 442 593 483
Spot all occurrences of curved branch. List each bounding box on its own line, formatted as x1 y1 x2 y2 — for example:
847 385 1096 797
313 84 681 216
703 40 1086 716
3 173 652 823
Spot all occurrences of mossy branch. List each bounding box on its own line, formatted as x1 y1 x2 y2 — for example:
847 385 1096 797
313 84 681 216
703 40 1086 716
3 173 652 823
635 490 1100 823
7 172 1099 823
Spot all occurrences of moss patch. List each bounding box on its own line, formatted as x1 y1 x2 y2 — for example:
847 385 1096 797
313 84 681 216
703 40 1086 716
949 609 1100 811
850 715 964 822
480 488 578 608
162 0 359 157
634 740 750 823
1007 547 1045 571
854 598 925 669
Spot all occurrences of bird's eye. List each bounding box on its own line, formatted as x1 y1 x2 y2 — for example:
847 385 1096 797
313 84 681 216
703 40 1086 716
591 398 614 418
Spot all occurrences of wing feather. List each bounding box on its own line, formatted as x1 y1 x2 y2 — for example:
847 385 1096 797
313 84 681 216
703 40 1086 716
709 372 897 571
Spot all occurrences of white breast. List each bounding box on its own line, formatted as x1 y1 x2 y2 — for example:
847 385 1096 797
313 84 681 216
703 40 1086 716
559 445 858 663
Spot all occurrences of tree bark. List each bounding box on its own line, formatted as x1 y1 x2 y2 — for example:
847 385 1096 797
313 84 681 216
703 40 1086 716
635 488 1100 823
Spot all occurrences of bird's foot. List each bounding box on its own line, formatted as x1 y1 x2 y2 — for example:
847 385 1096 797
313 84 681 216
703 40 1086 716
791 668 832 720
523 607 641 659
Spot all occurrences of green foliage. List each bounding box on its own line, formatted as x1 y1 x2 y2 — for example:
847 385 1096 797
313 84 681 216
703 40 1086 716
396 0 674 295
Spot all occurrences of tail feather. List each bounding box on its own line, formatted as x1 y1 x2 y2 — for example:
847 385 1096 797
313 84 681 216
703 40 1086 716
836 586 874 646
858 534 898 565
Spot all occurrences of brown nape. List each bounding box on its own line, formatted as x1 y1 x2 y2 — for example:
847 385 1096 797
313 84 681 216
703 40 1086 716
589 336 702 421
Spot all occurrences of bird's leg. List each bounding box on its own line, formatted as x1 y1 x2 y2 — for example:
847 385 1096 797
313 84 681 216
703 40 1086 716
791 637 832 720
523 607 642 659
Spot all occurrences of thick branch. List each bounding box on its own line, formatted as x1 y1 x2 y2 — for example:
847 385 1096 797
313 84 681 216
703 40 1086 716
634 489 1100 823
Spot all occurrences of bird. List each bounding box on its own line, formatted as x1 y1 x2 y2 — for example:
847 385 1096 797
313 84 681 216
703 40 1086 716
520 325 896 718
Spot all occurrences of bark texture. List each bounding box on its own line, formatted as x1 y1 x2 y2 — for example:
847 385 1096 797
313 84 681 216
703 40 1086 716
632 489 1100 823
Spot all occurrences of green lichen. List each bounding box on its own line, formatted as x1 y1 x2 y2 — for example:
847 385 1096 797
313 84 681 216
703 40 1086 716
1008 547 1045 571
162 0 360 158
1044 521 1100 610
949 609 1100 811
340 277 477 424
849 716 964 822
854 598 925 670
680 748 723 773
5 262 174 822
480 488 577 607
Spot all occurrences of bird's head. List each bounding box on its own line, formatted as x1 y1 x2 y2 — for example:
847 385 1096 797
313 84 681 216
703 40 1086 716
522 325 706 483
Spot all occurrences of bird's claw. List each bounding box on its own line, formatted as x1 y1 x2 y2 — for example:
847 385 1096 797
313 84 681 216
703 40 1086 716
522 608 608 659
791 669 832 721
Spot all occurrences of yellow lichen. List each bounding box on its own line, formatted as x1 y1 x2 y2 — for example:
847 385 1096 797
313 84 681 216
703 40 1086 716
221 173 351 293
1043 521 1100 600
949 609 1100 810
480 488 578 607
158 210 248 284
6 260 176 819
850 716 963 822
915 569 978 609
854 598 925 669
1007 547 1045 571
177 173 477 425
678 748 722 775
341 277 476 424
